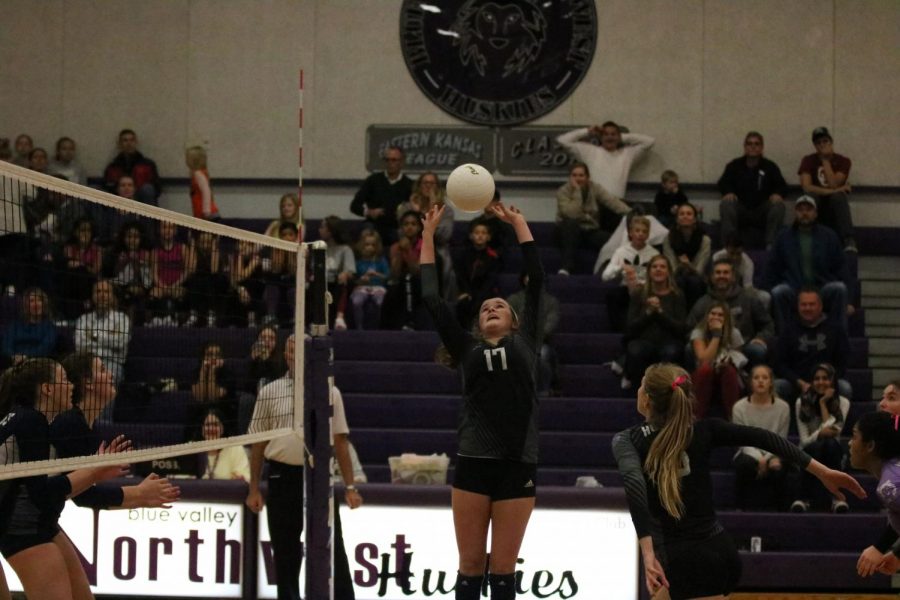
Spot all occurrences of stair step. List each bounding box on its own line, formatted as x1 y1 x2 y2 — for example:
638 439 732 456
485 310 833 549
864 308 900 326
858 257 900 280
862 280 900 297
869 338 900 355
869 355 900 368
866 326 900 339
861 296 900 308
874 369 900 388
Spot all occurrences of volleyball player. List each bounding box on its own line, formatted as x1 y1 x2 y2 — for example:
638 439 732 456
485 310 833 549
612 363 865 599
54 352 180 508
0 358 129 600
421 202 543 600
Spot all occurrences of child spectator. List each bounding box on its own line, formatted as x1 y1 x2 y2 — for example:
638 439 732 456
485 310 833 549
264 194 301 238
264 222 299 326
0 287 57 368
792 362 851 513
690 301 746 419
662 202 710 310
654 169 688 229
185 146 220 220
731 365 795 511
108 221 153 326
74 279 131 385
455 218 501 329
60 218 102 320
49 137 87 185
382 211 423 330
602 215 658 332
350 230 390 330
183 230 230 327
622 255 686 388
148 221 192 327
318 216 355 330
229 239 266 328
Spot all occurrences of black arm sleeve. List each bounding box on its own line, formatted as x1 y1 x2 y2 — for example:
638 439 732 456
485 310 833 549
875 525 900 554
72 483 125 509
422 263 472 363
17 411 72 506
612 430 654 539
707 418 812 468
519 242 545 348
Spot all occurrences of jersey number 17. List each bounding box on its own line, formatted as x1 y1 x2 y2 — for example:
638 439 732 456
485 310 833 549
483 347 508 371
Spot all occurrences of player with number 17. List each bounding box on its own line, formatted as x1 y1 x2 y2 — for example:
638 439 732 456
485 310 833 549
421 202 544 600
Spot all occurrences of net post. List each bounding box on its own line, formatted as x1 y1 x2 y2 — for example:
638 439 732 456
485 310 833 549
304 244 334 599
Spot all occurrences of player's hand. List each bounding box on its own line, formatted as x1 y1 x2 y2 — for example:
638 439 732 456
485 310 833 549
810 461 866 502
246 488 265 513
421 205 445 238
98 435 132 455
489 202 525 225
643 553 669 596
137 473 181 508
345 488 363 509
857 545 885 577
877 551 900 575
767 456 782 471
722 193 737 202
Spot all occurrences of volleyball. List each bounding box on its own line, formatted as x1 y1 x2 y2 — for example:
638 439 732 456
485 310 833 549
446 163 495 213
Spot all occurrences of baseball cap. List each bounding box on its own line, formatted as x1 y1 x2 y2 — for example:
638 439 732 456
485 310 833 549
795 195 817 209
811 127 832 143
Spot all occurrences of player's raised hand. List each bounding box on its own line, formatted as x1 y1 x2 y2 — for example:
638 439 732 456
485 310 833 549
421 204 445 238
489 201 525 225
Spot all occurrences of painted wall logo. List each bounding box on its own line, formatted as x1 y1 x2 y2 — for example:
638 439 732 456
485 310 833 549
400 0 597 126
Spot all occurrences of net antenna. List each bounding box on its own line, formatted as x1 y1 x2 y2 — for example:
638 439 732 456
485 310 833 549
0 160 317 479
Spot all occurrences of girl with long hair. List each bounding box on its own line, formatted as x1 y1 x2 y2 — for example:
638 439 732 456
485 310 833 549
662 202 710 308
421 203 544 600
612 363 864 599
690 301 746 419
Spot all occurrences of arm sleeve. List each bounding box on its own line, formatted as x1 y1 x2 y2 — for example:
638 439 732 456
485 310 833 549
731 403 766 461
611 430 654 539
622 133 655 153
435 205 455 245
602 248 625 281
17 413 73 504
556 127 591 160
71 483 124 509
422 263 471 362
519 241 545 348
875 526 900 553
594 184 631 215
707 418 812 468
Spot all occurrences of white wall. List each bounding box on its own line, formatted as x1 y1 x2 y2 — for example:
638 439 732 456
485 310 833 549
1 0 898 187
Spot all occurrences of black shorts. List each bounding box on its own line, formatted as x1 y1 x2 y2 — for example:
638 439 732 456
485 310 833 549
452 456 536 501
0 489 60 559
663 530 742 600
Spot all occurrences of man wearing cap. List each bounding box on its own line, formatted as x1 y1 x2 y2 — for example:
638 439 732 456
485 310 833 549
765 195 852 334
717 131 789 249
798 127 856 252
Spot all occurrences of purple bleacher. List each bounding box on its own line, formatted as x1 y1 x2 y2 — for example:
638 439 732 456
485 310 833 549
93 420 185 449
128 327 257 358
124 357 250 386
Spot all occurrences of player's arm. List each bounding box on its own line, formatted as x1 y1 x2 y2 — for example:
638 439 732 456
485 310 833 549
246 441 267 513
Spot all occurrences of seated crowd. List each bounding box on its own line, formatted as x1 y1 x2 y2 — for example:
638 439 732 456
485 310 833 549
0 122 883 518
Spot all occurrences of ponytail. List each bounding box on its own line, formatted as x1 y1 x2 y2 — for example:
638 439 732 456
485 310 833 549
643 364 696 520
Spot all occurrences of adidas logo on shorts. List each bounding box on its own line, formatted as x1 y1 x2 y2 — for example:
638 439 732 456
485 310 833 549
524 480 534 488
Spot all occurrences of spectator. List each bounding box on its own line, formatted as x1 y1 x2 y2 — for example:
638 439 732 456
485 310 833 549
879 379 900 415
653 169 688 229
382 210 423 330
0 137 10 162
74 279 131 385
59 217 102 320
264 222 299 326
183 230 230 327
318 216 355 331
662 202 710 310
11 133 33 167
27 147 49 174
399 172 456 299
264 194 302 239
350 229 390 330
198 408 250 481
148 221 192 327
602 215 658 333
229 239 266 328
479 189 516 254
108 221 153 326
799 127 856 252
555 162 630 275
690 301 745 419
48 136 86 185
507 271 561 394
455 218 501 329
103 129 161 205
189 342 238 436
623 255 686 388
792 363 851 513
711 233 767 304
766 195 851 333
0 287 57 368
185 146 220 220
717 131 788 248
731 365 795 511
556 121 654 199
247 325 284 393
349 146 413 245
687 259 773 368
774 288 852 402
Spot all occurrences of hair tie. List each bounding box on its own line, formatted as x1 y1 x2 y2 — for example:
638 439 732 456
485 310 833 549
894 414 899 432
671 374 687 390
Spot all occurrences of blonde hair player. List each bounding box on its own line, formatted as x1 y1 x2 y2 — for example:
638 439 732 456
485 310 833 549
420 202 544 600
612 363 865 600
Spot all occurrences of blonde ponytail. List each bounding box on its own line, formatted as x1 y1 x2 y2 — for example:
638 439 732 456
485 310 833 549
643 364 695 519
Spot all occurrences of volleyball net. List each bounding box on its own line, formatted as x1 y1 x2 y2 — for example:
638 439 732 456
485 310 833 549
0 160 327 479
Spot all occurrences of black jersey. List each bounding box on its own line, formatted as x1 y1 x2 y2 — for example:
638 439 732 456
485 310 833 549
49 408 124 508
423 241 544 463
612 418 811 542
0 407 72 533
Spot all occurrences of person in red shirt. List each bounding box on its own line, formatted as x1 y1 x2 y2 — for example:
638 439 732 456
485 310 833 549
102 129 162 206
798 127 855 252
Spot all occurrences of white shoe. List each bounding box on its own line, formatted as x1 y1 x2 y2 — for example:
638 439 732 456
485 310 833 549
557 268 570 276
620 376 632 390
334 316 347 331
832 499 849 514
146 317 165 328
607 359 624 376
790 499 809 513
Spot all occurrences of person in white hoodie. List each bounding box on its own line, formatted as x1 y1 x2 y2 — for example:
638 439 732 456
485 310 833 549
74 279 131 384
602 215 659 333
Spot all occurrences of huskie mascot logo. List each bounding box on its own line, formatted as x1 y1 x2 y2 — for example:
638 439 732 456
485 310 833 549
453 0 547 78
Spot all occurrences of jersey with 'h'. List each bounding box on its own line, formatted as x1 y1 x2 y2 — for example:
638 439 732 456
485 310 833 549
423 241 544 464
612 418 811 542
